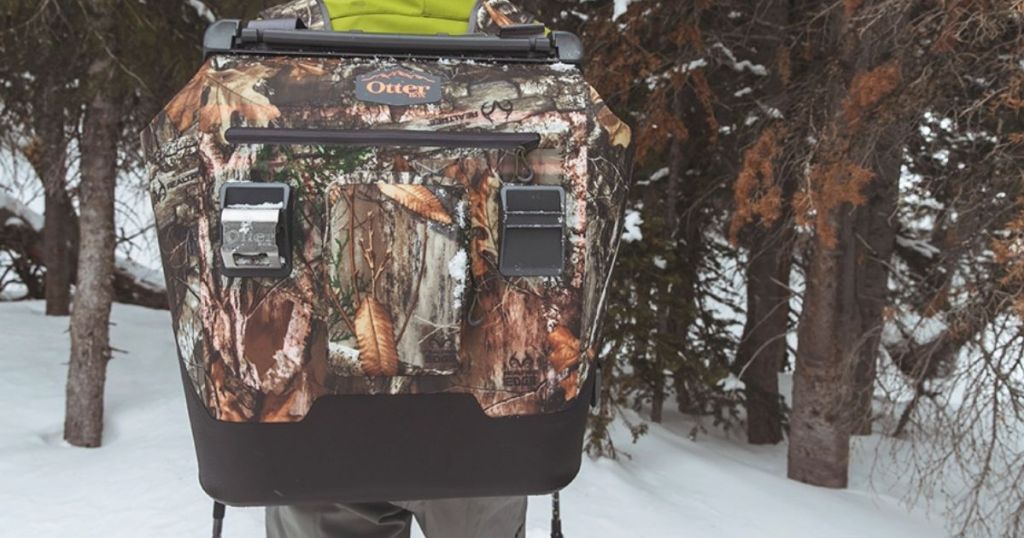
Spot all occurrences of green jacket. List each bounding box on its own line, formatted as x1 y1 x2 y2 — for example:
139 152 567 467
259 0 539 35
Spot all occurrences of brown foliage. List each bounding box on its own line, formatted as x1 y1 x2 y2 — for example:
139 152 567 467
777 47 793 87
483 2 514 27
796 158 874 248
355 298 399 377
844 0 864 18
995 74 1024 111
993 201 1024 318
560 371 580 401
691 70 720 144
842 60 902 128
378 184 453 225
635 80 690 161
730 126 785 243
547 326 581 372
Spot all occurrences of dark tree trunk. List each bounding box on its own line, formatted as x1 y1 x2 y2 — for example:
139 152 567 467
30 84 74 316
652 134 687 424
64 53 119 448
42 186 75 315
650 361 665 423
731 0 794 445
849 130 901 436
738 226 793 445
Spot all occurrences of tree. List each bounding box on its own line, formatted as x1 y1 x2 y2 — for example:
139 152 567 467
56 0 267 446
0 2 88 315
728 0 796 446
63 0 121 448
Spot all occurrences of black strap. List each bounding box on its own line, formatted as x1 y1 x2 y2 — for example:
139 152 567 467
212 501 226 538
551 492 564 538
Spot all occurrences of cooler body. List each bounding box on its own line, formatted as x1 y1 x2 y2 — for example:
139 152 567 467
143 19 630 505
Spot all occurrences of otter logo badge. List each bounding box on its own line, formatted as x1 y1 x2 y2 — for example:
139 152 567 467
355 67 442 106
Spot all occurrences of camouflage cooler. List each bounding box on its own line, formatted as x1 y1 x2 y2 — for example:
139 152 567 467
143 1 631 505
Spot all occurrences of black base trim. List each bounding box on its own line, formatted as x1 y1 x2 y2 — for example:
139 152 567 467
181 364 591 506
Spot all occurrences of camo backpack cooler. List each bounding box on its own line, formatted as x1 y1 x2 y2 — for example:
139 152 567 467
143 0 631 505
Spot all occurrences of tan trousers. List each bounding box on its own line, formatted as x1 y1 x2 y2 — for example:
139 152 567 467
265 497 528 538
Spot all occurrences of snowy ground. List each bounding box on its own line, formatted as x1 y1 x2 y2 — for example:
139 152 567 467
0 301 948 537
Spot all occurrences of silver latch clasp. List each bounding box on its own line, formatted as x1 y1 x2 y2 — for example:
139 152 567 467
219 183 292 278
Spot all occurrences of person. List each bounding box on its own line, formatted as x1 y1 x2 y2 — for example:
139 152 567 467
266 497 527 538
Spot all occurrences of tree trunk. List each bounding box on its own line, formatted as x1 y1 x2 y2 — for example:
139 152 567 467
849 130 901 436
64 53 119 448
42 185 74 315
787 207 859 488
730 0 793 445
653 134 686 424
738 226 793 444
29 83 74 316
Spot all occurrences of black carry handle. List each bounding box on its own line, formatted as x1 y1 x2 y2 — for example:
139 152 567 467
204 20 584 64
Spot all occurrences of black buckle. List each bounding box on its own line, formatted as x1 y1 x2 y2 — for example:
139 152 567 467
498 186 565 277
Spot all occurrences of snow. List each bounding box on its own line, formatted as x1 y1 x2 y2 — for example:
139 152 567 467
613 0 636 21
649 167 670 182
0 189 45 231
717 373 746 392
712 43 769 77
548 62 579 73
186 0 216 23
447 249 468 309
685 58 709 71
0 301 949 537
115 258 166 293
621 209 643 242
896 235 942 259
0 188 164 292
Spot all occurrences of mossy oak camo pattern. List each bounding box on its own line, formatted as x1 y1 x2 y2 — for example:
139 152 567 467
143 50 629 423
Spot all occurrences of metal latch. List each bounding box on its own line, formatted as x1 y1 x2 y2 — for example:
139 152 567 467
499 186 565 277
219 183 292 278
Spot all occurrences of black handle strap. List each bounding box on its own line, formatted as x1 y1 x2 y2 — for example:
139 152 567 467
203 20 584 64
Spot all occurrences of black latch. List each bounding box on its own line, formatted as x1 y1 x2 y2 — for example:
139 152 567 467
498 23 547 39
499 186 565 277
219 183 292 279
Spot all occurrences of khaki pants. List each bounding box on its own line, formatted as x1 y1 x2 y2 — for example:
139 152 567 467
266 497 527 538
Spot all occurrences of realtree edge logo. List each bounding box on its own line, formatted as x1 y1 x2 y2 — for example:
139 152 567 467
355 67 443 106
503 357 541 389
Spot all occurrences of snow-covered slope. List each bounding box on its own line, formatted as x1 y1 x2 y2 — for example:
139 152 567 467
0 301 947 537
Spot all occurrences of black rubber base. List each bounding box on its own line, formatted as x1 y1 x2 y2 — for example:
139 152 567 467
181 364 592 506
